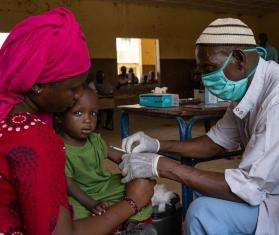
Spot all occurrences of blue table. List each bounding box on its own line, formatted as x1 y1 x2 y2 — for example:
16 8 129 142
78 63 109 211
118 103 229 215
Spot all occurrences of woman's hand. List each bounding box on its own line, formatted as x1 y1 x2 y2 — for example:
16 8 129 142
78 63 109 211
125 179 156 210
91 202 109 216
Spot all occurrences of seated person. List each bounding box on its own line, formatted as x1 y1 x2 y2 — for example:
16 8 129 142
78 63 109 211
117 66 129 88
128 68 139 84
148 71 157 84
95 70 114 130
0 6 155 235
95 70 114 95
87 75 97 92
54 87 153 226
258 33 278 62
142 75 148 84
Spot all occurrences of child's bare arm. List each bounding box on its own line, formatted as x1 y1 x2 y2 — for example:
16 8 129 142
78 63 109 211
107 147 124 163
66 177 98 212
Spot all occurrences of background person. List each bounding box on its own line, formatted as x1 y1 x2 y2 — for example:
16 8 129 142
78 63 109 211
258 32 278 62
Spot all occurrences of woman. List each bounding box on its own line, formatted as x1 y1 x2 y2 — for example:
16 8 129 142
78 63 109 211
0 7 154 235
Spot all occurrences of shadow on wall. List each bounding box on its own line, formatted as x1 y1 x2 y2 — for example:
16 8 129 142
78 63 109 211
160 58 199 98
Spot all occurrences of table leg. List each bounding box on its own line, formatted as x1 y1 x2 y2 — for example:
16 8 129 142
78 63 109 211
175 117 194 217
176 117 188 141
120 112 130 139
181 115 223 217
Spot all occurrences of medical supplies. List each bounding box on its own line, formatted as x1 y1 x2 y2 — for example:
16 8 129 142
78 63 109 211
139 93 179 108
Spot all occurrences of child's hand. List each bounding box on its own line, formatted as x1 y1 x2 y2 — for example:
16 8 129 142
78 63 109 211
91 201 109 216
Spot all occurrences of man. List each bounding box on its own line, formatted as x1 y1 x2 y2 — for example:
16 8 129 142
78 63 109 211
148 71 157 84
120 18 279 235
95 70 114 95
94 70 114 130
128 68 139 84
117 65 129 88
258 33 278 62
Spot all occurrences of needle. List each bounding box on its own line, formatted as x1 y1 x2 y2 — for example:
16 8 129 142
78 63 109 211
110 145 127 153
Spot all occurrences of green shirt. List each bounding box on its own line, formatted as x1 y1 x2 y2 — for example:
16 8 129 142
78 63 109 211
65 133 152 220
66 133 124 203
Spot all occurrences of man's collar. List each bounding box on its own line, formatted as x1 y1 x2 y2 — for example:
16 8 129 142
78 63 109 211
233 57 266 119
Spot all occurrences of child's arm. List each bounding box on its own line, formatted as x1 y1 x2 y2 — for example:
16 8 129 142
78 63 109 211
107 146 124 163
67 177 99 212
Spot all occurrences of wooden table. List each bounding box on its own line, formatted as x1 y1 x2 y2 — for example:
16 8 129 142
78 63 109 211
117 102 229 140
117 102 230 215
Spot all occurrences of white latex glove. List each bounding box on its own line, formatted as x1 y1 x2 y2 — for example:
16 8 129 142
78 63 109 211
122 131 160 153
119 153 162 183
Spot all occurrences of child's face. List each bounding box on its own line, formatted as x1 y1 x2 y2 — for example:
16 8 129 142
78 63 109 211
63 89 98 140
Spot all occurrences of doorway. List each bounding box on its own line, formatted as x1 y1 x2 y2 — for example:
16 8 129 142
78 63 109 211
116 37 160 83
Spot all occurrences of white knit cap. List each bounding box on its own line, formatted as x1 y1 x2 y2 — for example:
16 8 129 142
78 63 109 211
196 18 256 45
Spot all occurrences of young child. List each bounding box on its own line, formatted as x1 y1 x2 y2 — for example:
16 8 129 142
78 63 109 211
54 87 153 225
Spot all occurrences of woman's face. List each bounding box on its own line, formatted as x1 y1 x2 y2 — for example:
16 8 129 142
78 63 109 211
28 74 87 113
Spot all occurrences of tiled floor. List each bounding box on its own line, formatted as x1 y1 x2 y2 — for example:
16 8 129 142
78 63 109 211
100 110 240 199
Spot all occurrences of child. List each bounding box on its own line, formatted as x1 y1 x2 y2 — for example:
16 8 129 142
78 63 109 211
54 87 153 225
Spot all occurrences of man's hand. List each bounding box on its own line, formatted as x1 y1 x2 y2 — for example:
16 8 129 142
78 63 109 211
119 153 162 183
122 131 160 153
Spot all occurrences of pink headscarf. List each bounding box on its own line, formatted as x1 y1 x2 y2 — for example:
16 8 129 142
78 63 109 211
0 7 91 121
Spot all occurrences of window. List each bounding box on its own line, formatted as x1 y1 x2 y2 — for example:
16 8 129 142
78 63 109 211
116 37 160 83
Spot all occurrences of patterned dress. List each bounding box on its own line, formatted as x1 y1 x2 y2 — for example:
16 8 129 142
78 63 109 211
0 112 70 235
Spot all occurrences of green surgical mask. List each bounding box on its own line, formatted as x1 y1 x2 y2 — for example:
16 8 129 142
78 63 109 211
256 46 267 60
201 48 259 101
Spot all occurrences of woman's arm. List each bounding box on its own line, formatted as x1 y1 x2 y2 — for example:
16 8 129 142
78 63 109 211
55 179 155 235
56 200 134 235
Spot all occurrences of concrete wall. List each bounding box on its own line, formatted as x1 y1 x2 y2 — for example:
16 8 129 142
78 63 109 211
141 38 156 77
141 39 156 65
0 0 278 97
257 12 279 49
0 0 276 59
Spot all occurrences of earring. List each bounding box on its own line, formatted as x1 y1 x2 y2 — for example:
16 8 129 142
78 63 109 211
32 85 42 95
